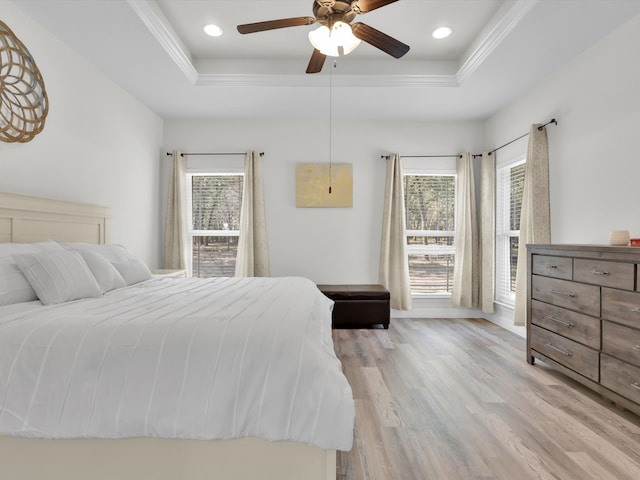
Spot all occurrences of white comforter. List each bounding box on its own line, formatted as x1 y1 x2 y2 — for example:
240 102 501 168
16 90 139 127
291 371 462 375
0 276 354 450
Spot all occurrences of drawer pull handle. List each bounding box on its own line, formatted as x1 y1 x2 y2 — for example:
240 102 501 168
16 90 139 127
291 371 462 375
631 308 640 314
631 382 640 391
547 316 574 328
549 289 575 298
543 263 558 269
545 343 573 356
590 270 610 276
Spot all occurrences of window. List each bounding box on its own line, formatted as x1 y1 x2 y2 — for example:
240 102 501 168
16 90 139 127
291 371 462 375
404 174 456 294
187 173 243 277
495 159 525 306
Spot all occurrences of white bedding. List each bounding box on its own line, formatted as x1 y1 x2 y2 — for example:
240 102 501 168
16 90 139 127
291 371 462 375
0 276 354 451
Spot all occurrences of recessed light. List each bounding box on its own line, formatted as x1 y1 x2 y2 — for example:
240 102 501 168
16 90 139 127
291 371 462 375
203 24 223 37
432 26 452 40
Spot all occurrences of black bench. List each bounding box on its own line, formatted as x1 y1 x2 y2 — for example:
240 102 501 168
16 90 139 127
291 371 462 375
318 284 390 329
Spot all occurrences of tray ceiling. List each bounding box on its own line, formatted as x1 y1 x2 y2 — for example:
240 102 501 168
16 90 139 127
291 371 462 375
11 0 640 120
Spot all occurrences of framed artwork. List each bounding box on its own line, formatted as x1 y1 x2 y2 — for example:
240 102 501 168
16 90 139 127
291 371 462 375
295 163 353 208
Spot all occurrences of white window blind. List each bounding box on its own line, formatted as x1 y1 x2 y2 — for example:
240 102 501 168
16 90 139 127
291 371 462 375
495 160 525 306
403 174 456 294
187 174 243 278
191 175 243 233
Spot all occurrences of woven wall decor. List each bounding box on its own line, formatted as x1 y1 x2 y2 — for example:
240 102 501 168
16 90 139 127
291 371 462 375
0 20 49 143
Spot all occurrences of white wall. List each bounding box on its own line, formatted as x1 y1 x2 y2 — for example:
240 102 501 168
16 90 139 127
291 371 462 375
0 2 164 266
481 12 640 334
164 119 484 285
485 13 640 245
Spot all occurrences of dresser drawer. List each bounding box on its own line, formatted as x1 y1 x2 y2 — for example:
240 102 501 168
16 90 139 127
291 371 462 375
530 325 599 381
531 276 600 317
601 287 640 328
531 299 600 349
601 354 640 403
532 254 572 280
603 321 640 368
574 259 634 290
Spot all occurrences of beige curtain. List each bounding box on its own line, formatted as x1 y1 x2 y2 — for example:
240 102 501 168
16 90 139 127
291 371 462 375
451 152 479 308
379 154 412 310
235 151 270 277
514 125 551 325
480 152 495 313
163 150 189 274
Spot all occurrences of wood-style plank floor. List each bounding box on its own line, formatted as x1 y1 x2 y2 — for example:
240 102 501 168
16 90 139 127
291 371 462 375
332 318 640 480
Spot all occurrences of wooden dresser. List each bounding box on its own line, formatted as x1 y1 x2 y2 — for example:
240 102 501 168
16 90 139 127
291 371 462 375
527 244 640 416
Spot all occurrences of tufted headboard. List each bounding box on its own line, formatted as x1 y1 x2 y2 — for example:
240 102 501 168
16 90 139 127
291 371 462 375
0 191 111 245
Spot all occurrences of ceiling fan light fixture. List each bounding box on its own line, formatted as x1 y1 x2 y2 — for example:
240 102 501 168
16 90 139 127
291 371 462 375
308 22 361 57
331 21 361 54
309 25 331 52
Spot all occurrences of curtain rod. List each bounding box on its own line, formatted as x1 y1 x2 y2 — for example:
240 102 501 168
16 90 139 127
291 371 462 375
486 118 557 156
380 154 462 160
381 118 558 161
165 152 264 157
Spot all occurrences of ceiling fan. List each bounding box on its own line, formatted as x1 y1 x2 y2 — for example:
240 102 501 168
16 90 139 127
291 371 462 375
237 0 410 74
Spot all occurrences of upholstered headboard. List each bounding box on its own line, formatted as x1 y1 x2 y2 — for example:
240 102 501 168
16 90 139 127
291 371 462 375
0 191 111 245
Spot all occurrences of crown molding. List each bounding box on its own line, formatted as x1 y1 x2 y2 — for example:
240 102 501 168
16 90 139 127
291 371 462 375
129 0 535 89
125 0 198 84
456 0 538 84
196 73 459 88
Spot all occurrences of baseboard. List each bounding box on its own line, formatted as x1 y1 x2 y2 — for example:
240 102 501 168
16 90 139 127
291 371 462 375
392 298 525 338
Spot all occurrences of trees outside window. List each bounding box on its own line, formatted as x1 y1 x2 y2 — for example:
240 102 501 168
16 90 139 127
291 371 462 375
188 174 243 277
404 174 456 294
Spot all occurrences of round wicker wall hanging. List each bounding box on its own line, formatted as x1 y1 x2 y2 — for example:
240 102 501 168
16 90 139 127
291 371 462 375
0 20 49 143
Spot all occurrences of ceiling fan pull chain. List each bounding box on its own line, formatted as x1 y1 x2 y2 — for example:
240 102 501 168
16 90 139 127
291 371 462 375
329 60 336 194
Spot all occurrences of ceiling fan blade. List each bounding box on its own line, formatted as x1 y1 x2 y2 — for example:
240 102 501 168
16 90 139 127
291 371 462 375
306 49 327 74
351 22 410 58
237 17 316 34
352 0 399 14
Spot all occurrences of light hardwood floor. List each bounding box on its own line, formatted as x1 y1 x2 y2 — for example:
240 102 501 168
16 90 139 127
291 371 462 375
332 318 640 480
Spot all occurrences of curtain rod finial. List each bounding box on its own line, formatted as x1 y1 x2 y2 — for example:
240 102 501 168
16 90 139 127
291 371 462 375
538 118 558 130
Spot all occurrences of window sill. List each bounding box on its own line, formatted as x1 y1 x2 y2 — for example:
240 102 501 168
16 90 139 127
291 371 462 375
494 299 515 310
411 292 452 299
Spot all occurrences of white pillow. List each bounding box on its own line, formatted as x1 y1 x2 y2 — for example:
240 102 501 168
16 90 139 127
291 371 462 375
0 240 66 306
75 249 126 293
13 250 102 305
64 243 132 262
65 243 152 286
111 257 152 285
0 258 37 306
0 240 63 258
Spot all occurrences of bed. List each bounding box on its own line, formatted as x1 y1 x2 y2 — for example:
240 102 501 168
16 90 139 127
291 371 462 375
0 191 354 480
